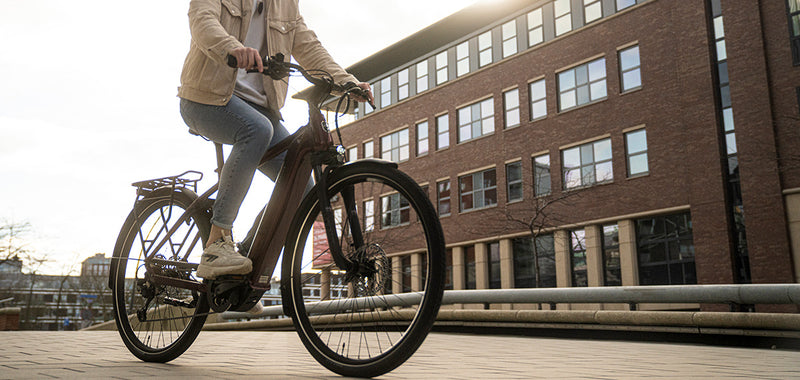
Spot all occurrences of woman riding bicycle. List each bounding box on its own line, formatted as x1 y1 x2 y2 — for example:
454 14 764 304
177 0 373 280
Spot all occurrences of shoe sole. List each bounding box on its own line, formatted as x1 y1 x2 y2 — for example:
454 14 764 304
196 261 253 279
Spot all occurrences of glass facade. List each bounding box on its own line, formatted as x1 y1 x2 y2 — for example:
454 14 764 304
636 213 696 285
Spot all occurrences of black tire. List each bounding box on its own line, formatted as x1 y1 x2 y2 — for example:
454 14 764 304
110 188 211 363
282 161 445 378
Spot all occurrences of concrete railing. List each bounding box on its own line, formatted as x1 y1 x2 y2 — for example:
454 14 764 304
222 284 800 320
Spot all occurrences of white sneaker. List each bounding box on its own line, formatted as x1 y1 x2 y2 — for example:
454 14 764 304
246 301 264 316
196 235 252 279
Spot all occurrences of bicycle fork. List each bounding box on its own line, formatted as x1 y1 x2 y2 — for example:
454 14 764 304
312 161 364 273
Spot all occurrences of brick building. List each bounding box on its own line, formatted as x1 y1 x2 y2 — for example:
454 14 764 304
305 0 800 310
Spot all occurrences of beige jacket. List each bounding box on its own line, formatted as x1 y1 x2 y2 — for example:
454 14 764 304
178 0 358 116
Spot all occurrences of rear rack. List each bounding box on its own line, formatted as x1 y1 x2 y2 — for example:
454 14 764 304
132 170 203 195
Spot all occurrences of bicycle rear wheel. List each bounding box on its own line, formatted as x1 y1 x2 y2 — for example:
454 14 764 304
110 188 211 363
282 161 445 378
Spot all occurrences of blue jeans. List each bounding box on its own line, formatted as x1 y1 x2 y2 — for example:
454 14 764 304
179 96 296 245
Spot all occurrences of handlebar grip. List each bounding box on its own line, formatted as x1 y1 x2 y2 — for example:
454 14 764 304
226 54 238 68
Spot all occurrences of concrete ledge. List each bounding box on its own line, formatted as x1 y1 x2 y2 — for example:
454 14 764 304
0 307 21 315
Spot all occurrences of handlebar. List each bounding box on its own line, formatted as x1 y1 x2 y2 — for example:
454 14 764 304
226 53 375 110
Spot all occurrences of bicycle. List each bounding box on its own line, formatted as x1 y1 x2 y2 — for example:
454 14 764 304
108 54 446 378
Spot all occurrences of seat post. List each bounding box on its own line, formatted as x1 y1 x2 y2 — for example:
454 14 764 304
214 143 225 181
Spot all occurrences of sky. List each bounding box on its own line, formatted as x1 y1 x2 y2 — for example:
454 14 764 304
0 0 482 275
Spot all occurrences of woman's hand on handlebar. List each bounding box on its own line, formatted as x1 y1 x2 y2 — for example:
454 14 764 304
349 82 374 106
229 47 263 72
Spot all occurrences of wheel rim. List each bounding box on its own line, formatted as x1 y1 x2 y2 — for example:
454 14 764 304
113 197 208 353
289 170 443 366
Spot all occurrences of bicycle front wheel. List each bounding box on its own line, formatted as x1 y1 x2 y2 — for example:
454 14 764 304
283 161 445 378
110 188 211 363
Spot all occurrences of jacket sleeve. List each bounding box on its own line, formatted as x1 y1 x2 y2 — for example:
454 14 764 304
291 15 359 88
187 0 244 66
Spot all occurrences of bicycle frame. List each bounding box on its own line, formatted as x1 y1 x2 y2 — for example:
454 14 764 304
139 81 363 296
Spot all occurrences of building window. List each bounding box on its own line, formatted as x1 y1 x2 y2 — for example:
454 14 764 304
416 121 429 156
381 129 409 163
381 193 410 228
625 129 649 176
602 224 621 286
459 168 497 211
436 51 448 85
416 60 429 93
619 45 642 92
437 179 451 216
502 19 517 58
529 78 547 120
363 199 375 232
617 0 636 11
347 146 357 161
533 154 551 196
558 57 607 111
554 0 572 36
506 161 523 202
436 114 450 150
398 68 409 100
363 140 374 159
456 41 470 77
636 213 696 285
503 88 520 128
714 16 727 61
365 82 376 115
488 242 501 289
401 255 412 293
380 76 391 108
444 249 453 290
464 246 476 289
562 138 613 189
527 7 544 47
570 229 588 287
791 0 800 64
584 0 602 24
478 30 493 67
457 98 495 143
513 235 556 288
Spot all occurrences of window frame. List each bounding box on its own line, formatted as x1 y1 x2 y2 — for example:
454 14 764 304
625 128 649 177
506 161 523 203
459 167 498 212
380 192 411 229
584 0 603 24
437 179 451 216
529 78 547 121
380 128 410 163
398 67 410 101
503 88 521 128
363 140 374 159
436 51 449 85
416 60 429 93
457 98 495 143
619 45 642 92
561 137 614 189
570 229 588 287
557 57 607 112
380 76 392 109
533 153 552 197
416 120 429 157
456 41 470 77
501 19 518 58
554 0 572 36
527 7 544 47
436 114 450 150
478 30 493 67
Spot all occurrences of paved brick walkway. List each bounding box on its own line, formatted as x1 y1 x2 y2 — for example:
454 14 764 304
1 331 799 379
